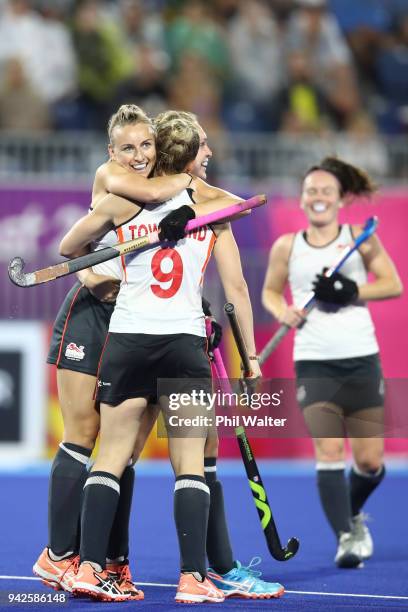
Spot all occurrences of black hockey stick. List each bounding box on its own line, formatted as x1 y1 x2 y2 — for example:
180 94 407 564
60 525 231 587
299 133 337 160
211 304 299 561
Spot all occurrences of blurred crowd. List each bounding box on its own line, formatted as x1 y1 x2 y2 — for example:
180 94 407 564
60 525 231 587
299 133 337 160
0 0 407 139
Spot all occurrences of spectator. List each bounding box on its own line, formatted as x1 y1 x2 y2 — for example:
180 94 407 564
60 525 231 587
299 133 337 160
112 42 168 118
71 0 134 130
272 50 333 134
166 0 230 79
167 50 224 136
0 57 51 130
375 13 408 133
336 111 389 176
284 0 360 127
227 0 283 104
0 0 46 94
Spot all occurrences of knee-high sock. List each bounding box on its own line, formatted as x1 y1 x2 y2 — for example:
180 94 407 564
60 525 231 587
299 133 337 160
80 471 120 568
174 475 210 578
316 463 352 537
48 442 92 556
204 458 234 574
107 465 135 560
349 464 385 516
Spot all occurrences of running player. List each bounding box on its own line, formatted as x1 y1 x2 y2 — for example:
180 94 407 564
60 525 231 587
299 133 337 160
262 157 402 568
59 117 263 603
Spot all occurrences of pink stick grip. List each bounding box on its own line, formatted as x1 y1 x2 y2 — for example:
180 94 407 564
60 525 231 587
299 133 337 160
147 194 266 245
186 194 266 231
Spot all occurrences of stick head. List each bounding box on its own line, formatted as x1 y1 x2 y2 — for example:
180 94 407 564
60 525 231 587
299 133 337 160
8 257 34 287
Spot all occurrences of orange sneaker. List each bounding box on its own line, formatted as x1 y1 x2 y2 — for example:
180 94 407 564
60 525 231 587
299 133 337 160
72 562 131 602
33 548 79 592
175 573 225 604
106 560 144 601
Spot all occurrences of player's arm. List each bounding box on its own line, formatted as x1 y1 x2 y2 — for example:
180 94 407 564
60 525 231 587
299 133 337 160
97 161 192 204
60 194 138 257
357 231 403 300
212 224 261 377
193 178 250 220
262 234 305 327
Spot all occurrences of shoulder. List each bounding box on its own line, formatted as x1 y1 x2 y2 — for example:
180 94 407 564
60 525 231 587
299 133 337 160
269 233 296 260
350 224 381 258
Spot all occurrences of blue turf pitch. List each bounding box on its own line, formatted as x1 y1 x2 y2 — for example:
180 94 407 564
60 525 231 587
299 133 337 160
0 463 407 611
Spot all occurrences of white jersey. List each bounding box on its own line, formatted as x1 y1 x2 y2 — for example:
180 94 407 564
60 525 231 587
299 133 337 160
288 224 379 361
109 190 216 336
90 208 122 280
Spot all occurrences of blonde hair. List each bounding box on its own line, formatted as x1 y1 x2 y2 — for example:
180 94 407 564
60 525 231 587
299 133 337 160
155 119 199 175
155 110 198 128
107 104 153 144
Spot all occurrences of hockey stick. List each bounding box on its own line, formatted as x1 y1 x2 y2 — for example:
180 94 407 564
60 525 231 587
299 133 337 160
220 303 299 561
8 194 266 287
259 216 378 365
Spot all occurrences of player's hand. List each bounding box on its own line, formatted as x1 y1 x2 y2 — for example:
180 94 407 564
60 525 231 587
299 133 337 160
239 358 262 396
158 205 195 241
313 270 358 305
82 270 120 303
278 305 306 328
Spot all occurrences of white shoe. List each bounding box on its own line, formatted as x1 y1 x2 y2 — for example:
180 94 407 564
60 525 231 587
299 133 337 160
351 513 373 560
334 532 363 568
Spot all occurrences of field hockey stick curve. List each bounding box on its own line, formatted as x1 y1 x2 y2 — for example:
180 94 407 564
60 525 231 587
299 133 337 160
259 216 378 365
222 303 299 561
8 194 267 287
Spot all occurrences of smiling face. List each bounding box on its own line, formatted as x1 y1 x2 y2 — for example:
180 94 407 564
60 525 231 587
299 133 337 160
190 124 212 179
301 170 343 226
108 122 156 177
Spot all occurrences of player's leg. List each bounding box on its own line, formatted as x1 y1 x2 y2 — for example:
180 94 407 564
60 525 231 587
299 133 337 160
302 398 363 567
347 408 385 559
166 425 224 604
105 405 160 596
73 397 147 602
204 432 284 598
33 369 98 591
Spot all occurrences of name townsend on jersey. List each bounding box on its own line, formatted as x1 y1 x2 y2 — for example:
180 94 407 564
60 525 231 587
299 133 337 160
126 223 208 241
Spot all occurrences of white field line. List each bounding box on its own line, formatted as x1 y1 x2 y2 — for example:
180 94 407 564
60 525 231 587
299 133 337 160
0 575 407 600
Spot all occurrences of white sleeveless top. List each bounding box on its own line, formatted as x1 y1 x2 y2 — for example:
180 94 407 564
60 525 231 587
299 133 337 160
90 207 122 280
288 224 379 361
109 190 216 336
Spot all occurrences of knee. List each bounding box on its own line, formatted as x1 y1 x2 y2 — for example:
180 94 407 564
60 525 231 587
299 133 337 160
315 440 345 464
355 454 384 473
63 419 99 450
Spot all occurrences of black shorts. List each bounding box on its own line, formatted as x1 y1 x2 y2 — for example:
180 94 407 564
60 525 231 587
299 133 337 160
47 282 114 376
96 332 212 406
295 353 384 414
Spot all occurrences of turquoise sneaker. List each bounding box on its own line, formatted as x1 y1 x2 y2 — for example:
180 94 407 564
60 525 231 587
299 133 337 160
207 557 284 599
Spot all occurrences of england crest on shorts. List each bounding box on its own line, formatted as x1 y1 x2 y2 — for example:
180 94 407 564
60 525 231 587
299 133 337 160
65 342 85 361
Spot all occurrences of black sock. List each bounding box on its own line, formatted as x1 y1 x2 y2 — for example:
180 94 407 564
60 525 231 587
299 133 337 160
349 465 385 516
48 442 92 556
317 466 352 537
107 465 135 560
80 471 120 568
174 475 210 578
204 458 234 574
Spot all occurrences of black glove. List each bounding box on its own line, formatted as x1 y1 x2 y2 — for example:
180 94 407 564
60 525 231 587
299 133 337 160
158 205 195 241
202 297 223 351
313 270 358 305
